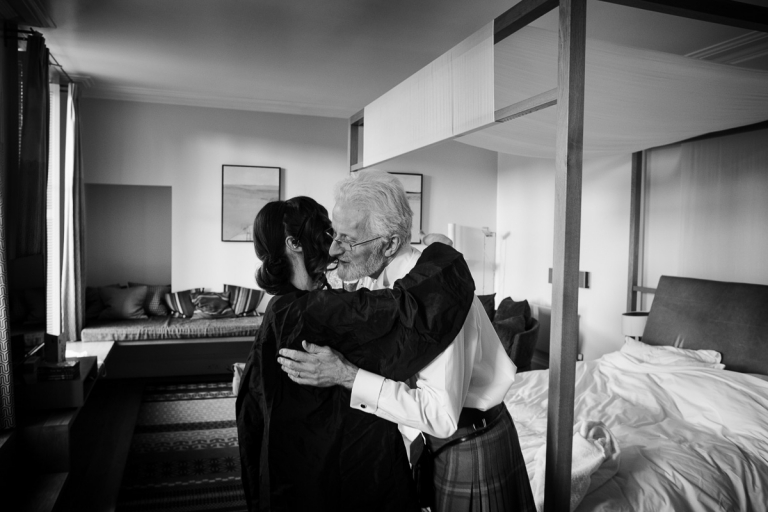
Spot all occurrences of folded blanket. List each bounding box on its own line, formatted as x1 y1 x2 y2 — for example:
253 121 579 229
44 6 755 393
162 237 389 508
530 420 620 512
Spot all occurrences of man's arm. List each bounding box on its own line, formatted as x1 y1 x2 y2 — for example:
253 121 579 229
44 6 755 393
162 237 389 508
279 333 467 439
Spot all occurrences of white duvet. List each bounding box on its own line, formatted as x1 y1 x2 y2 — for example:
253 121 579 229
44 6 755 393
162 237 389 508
504 342 768 512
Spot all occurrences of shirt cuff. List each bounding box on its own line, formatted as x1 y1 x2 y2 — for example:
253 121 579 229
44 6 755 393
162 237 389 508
350 369 385 413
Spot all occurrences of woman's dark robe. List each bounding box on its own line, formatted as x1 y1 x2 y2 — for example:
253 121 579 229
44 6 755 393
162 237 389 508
236 244 475 512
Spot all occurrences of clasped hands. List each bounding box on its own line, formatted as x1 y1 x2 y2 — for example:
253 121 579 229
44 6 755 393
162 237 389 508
278 341 359 390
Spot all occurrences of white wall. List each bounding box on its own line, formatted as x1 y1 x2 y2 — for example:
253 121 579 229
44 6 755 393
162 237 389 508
378 140 499 292
496 153 632 360
81 99 498 292
82 99 348 291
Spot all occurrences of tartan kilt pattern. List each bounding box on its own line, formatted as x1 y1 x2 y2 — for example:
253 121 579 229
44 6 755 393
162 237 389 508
431 408 535 512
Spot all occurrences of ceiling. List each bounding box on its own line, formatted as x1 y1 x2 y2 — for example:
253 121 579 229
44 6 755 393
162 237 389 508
33 0 768 119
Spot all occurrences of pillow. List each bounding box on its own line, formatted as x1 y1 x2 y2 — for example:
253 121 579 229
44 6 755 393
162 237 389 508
22 287 46 324
621 337 724 368
495 297 531 324
98 286 149 320
164 288 203 318
224 284 265 317
493 315 527 354
190 291 236 319
129 282 171 316
478 293 496 322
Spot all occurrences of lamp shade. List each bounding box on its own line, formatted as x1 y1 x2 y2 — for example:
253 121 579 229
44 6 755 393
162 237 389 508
622 312 649 338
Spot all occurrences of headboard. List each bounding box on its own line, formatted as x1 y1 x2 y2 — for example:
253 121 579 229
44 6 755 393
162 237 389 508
643 275 768 375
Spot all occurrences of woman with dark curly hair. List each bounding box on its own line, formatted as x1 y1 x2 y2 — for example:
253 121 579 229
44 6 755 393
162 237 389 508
235 196 475 512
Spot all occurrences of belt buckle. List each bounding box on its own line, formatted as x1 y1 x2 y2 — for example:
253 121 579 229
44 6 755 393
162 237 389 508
473 418 487 431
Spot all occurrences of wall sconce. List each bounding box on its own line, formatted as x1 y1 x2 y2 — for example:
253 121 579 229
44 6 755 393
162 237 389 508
622 311 649 341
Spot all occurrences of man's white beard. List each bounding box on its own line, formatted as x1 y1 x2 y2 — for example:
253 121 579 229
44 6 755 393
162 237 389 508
337 247 386 282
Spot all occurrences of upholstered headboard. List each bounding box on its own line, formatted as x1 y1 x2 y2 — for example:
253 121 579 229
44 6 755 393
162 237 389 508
643 275 768 375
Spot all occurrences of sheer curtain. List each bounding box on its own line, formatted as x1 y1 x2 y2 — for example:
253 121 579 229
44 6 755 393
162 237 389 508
642 127 768 305
61 84 85 342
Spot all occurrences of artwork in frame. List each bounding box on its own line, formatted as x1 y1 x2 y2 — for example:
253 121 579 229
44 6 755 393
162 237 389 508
221 165 281 242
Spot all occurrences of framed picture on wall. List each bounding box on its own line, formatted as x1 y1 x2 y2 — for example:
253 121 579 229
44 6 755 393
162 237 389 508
221 165 281 242
390 172 423 244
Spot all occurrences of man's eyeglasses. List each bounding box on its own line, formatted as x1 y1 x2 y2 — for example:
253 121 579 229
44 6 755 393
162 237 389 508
326 230 384 252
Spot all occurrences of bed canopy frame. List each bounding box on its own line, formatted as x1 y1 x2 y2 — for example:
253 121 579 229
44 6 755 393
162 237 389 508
347 1 768 510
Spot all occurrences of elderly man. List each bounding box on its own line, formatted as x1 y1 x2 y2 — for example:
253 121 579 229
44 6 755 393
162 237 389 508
278 170 535 512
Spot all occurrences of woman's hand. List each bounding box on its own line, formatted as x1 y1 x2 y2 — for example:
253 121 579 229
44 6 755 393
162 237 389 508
278 341 359 389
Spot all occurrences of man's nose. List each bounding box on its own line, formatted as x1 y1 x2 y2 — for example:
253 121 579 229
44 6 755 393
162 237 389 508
329 242 343 257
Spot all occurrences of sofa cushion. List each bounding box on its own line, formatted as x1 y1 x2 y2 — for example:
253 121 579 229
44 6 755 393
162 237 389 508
129 282 171 316
478 293 496 322
493 315 527 353
164 288 203 319
98 286 149 320
190 291 236 319
224 284 265 317
495 297 531 324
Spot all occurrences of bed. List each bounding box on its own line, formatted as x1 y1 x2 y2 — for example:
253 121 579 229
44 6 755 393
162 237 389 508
347 1 768 509
505 275 768 511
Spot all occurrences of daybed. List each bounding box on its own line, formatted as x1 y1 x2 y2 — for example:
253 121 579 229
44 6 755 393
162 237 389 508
81 283 263 378
505 275 768 511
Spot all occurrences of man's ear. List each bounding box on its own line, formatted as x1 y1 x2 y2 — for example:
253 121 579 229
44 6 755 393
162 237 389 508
285 237 303 253
382 234 402 258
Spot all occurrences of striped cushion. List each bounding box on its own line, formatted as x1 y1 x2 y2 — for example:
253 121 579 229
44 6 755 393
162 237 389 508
129 282 171 316
190 291 236 319
164 288 203 318
224 284 265 317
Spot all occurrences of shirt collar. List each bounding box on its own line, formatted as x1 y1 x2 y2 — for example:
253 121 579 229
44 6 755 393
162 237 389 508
370 245 421 289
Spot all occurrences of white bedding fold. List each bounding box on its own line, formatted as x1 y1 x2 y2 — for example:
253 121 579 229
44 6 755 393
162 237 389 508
529 420 620 512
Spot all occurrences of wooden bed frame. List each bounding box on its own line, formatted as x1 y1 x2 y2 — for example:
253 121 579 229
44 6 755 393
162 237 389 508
346 2 768 510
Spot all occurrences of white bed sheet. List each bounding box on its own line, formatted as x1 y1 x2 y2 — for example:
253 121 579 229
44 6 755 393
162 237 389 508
505 351 768 512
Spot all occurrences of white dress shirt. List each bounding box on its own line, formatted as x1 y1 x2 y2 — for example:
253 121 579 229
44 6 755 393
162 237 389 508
350 246 517 445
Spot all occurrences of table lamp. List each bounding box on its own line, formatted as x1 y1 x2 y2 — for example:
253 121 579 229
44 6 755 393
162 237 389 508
622 312 649 341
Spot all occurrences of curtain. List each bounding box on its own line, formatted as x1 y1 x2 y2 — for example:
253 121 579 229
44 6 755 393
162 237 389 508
61 84 85 342
9 34 49 259
0 147 14 429
641 127 768 309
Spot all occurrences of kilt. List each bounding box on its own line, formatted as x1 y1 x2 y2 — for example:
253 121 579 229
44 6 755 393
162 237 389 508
427 406 535 512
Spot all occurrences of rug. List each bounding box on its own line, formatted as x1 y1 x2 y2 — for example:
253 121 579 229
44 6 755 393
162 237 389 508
116 381 247 512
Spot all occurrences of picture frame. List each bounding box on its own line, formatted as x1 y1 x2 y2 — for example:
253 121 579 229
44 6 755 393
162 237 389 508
221 165 281 242
389 172 423 244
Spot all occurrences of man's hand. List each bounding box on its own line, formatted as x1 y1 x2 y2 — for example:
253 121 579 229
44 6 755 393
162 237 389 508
278 341 359 390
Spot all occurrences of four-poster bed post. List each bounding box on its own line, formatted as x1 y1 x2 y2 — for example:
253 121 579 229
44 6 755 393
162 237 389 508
347 0 768 510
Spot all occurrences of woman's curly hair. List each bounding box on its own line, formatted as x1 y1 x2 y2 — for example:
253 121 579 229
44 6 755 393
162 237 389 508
252 196 334 295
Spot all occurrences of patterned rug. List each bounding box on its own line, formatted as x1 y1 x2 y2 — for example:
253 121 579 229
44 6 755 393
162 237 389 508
116 381 247 512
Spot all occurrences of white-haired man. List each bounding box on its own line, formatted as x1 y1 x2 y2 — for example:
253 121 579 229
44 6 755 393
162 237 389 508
278 170 535 512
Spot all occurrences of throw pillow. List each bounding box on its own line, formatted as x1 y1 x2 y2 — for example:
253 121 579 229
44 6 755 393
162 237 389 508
493 315 527 354
164 288 203 318
98 286 149 320
495 297 531 324
129 282 171 316
478 293 496 322
224 284 265 316
190 291 236 319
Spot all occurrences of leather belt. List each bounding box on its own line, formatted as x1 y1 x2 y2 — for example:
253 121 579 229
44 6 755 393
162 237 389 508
425 403 506 457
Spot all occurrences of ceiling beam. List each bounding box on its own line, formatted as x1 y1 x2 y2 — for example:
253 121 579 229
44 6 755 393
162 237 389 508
494 0 559 44
599 0 768 33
